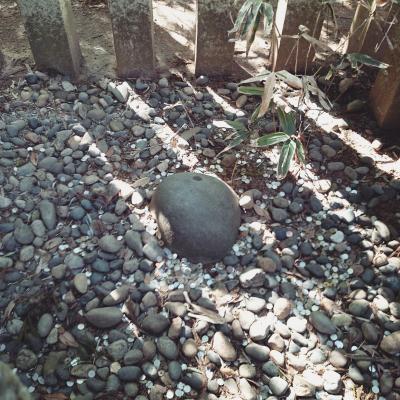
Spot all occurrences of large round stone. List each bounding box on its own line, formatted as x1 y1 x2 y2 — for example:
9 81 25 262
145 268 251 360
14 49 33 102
150 173 241 263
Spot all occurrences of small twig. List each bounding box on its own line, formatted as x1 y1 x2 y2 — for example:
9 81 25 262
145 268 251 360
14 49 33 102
177 93 195 128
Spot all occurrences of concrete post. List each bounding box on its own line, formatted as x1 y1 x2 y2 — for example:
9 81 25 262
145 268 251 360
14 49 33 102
270 0 324 74
195 0 235 77
370 6 400 130
347 1 376 54
347 1 392 59
108 0 155 78
18 0 81 78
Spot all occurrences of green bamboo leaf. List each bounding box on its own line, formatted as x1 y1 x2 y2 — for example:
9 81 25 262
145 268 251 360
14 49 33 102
295 138 306 164
229 0 253 35
246 11 261 56
261 3 274 36
226 120 248 133
277 108 296 136
217 120 249 156
238 86 264 96
250 104 261 122
243 0 263 56
257 132 290 147
277 140 296 179
347 53 389 69
240 69 302 90
240 0 261 38
240 71 272 84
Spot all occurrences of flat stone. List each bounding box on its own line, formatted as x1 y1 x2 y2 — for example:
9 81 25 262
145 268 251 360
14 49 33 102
85 307 122 328
330 231 345 244
150 173 241 263
244 343 270 362
293 375 316 397
273 298 292 320
310 311 336 334
16 349 38 371
323 370 342 394
168 361 182 381
287 316 307 333
108 81 131 102
124 230 143 256
38 157 63 174
182 339 198 358
118 366 141 382
0 196 12 209
380 331 400 355
329 350 348 368
37 313 54 338
107 339 128 361
157 336 178 360
212 332 237 362
39 200 57 230
249 315 274 341
73 273 88 294
348 299 371 317
98 235 123 253
87 109 106 121
14 221 34 245
246 297 266 313
103 285 130 306
269 377 289 396
140 314 170 335
239 268 266 288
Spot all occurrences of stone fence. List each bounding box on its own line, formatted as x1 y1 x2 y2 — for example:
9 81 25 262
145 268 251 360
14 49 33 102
15 0 400 130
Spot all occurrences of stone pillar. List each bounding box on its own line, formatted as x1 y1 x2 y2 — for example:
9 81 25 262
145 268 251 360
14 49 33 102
370 6 400 130
18 0 81 78
270 0 324 74
108 0 155 78
195 0 235 77
348 1 391 59
347 0 377 54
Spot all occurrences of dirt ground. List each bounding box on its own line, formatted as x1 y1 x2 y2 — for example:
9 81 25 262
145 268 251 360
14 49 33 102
0 0 357 81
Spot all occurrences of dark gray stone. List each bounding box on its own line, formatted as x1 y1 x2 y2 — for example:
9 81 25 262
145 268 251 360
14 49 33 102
150 173 241 263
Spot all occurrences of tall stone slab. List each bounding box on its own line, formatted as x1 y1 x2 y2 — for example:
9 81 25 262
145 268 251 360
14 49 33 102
195 0 235 77
370 6 400 130
347 1 376 54
270 0 324 74
18 0 81 78
109 0 155 78
347 1 391 59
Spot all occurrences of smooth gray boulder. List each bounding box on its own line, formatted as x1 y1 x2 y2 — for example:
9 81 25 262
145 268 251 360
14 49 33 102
150 173 241 263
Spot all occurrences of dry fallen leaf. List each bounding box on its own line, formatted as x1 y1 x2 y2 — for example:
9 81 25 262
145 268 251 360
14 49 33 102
30 151 38 166
59 330 79 348
122 298 140 322
4 300 16 319
43 393 68 400
220 366 237 378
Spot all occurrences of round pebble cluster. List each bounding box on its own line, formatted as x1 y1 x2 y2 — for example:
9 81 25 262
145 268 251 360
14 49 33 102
0 72 400 400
